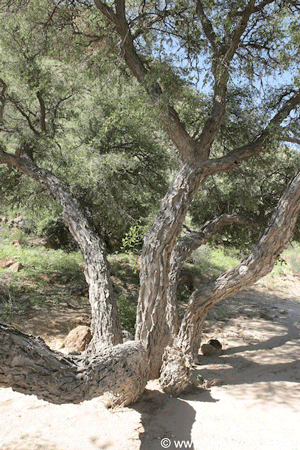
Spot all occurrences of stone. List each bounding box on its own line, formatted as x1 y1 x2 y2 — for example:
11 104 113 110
201 339 222 356
7 262 23 272
0 258 15 268
208 339 222 350
122 330 134 342
63 325 92 353
12 240 22 247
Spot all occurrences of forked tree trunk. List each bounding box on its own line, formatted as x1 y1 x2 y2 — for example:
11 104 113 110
159 171 300 395
1 149 300 405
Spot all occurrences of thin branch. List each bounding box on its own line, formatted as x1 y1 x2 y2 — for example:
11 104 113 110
174 214 256 264
194 0 223 54
224 0 256 62
8 97 40 136
194 1 258 159
0 78 7 121
36 91 47 133
281 136 300 146
94 0 196 162
201 88 300 176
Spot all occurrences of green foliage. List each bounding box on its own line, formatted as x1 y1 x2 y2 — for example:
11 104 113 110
190 146 300 249
189 244 240 277
277 243 300 276
0 0 173 251
116 294 137 334
0 239 83 280
178 284 192 302
1 0 300 257
122 220 145 253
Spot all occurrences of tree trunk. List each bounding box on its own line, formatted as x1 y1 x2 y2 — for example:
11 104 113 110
160 171 300 395
135 162 206 378
0 322 148 407
0 151 123 348
166 214 254 338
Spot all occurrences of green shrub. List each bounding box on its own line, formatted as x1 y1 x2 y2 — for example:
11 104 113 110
117 294 136 334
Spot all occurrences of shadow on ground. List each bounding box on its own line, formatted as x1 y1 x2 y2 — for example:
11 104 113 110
132 383 218 450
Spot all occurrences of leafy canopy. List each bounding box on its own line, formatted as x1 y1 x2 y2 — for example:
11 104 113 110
1 0 300 250
0 0 172 249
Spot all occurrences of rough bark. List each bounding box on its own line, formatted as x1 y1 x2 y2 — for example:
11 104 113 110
135 162 206 378
0 322 148 407
160 171 300 395
0 150 123 348
94 0 300 384
166 214 255 337
134 84 300 379
0 77 7 121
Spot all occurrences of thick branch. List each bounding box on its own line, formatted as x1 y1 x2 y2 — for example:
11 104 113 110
94 0 195 162
0 148 123 347
0 323 148 407
166 214 255 336
178 170 300 356
174 214 254 269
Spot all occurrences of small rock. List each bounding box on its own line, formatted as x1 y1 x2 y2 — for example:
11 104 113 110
201 339 222 356
208 339 222 350
122 330 134 342
7 262 23 272
201 344 218 356
12 240 22 247
63 325 92 353
0 258 15 268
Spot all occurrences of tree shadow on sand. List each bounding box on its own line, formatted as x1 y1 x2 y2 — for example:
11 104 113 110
193 290 300 410
132 383 218 450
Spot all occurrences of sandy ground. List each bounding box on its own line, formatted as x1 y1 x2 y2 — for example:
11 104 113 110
1 275 300 450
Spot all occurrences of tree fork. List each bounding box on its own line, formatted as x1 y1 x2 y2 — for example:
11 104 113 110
160 170 300 395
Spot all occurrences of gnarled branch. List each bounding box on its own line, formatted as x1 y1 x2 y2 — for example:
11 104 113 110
0 148 123 347
0 323 148 407
180 170 300 357
160 169 300 394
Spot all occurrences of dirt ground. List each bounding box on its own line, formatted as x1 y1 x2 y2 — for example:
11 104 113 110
1 275 300 450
